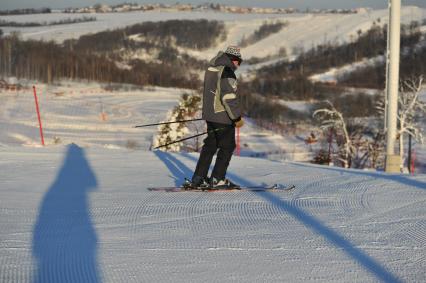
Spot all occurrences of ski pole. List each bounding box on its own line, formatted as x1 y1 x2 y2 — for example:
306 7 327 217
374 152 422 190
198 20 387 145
135 118 203 128
154 126 228 150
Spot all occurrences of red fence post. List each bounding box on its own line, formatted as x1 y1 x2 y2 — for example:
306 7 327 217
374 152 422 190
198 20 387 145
32 86 45 146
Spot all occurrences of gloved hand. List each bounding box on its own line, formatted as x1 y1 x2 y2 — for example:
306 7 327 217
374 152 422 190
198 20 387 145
234 117 244 128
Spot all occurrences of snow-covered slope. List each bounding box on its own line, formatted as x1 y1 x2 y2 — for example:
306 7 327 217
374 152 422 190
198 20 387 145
2 7 425 61
204 6 425 61
0 145 425 282
0 81 314 161
0 82 186 149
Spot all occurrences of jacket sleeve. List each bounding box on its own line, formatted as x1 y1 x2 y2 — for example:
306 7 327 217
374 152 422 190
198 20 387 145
220 75 241 122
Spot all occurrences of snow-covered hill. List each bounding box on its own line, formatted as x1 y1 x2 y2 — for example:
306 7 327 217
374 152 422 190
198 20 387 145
0 144 425 282
2 6 425 61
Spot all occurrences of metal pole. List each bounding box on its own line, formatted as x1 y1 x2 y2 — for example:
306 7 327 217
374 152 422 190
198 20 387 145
153 126 228 150
32 86 45 146
384 0 402 173
135 118 203 128
236 127 240 156
383 0 391 131
407 134 412 173
154 131 208 150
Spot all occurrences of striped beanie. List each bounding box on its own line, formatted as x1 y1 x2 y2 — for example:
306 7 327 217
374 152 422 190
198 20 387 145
225 46 242 61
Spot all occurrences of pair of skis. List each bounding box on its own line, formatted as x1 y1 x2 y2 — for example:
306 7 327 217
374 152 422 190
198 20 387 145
148 183 295 192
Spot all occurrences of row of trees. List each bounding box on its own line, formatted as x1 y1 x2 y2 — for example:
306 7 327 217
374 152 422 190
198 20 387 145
0 16 96 27
253 20 422 84
238 21 424 124
69 19 225 53
240 92 308 124
239 21 287 47
0 8 51 15
0 33 200 88
339 41 426 88
0 19 229 87
290 20 421 78
238 79 378 126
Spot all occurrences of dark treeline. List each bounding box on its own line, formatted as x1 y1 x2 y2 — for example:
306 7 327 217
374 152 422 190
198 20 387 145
239 21 423 123
240 92 309 123
313 93 380 118
0 33 200 88
242 21 423 99
0 8 51 15
239 21 287 47
298 20 421 75
68 19 225 52
0 17 97 27
0 19 229 88
339 39 426 88
125 20 226 49
254 21 421 85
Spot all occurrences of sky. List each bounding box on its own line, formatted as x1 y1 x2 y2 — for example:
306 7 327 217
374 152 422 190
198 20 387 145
1 0 426 10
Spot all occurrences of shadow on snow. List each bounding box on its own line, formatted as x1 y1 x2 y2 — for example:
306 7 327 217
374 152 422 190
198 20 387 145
154 150 193 186
289 162 426 191
175 152 401 283
32 144 102 283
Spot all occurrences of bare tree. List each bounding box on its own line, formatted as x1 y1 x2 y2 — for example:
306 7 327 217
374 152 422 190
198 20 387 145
376 76 425 168
397 76 425 161
313 101 354 168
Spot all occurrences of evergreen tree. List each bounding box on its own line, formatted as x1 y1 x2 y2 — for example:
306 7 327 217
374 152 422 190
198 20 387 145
153 93 202 151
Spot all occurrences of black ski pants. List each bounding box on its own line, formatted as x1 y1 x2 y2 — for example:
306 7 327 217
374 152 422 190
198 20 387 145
193 121 236 181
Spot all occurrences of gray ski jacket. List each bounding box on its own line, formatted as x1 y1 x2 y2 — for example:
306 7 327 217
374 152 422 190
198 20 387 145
201 52 242 125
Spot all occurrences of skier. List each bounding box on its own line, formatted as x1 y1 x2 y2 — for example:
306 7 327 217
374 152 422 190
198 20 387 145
189 46 244 189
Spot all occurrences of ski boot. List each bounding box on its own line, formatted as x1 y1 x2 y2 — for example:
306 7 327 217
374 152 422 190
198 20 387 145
210 177 240 190
182 176 210 190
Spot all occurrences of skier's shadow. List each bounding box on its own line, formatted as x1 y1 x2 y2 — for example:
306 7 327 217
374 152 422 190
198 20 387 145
154 150 194 186
290 162 426 191
32 144 102 283
180 152 401 283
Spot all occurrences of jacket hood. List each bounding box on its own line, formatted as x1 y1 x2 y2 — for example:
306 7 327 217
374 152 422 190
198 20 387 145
209 52 236 71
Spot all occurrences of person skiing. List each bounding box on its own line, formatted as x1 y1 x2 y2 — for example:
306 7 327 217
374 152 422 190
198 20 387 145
189 46 244 189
